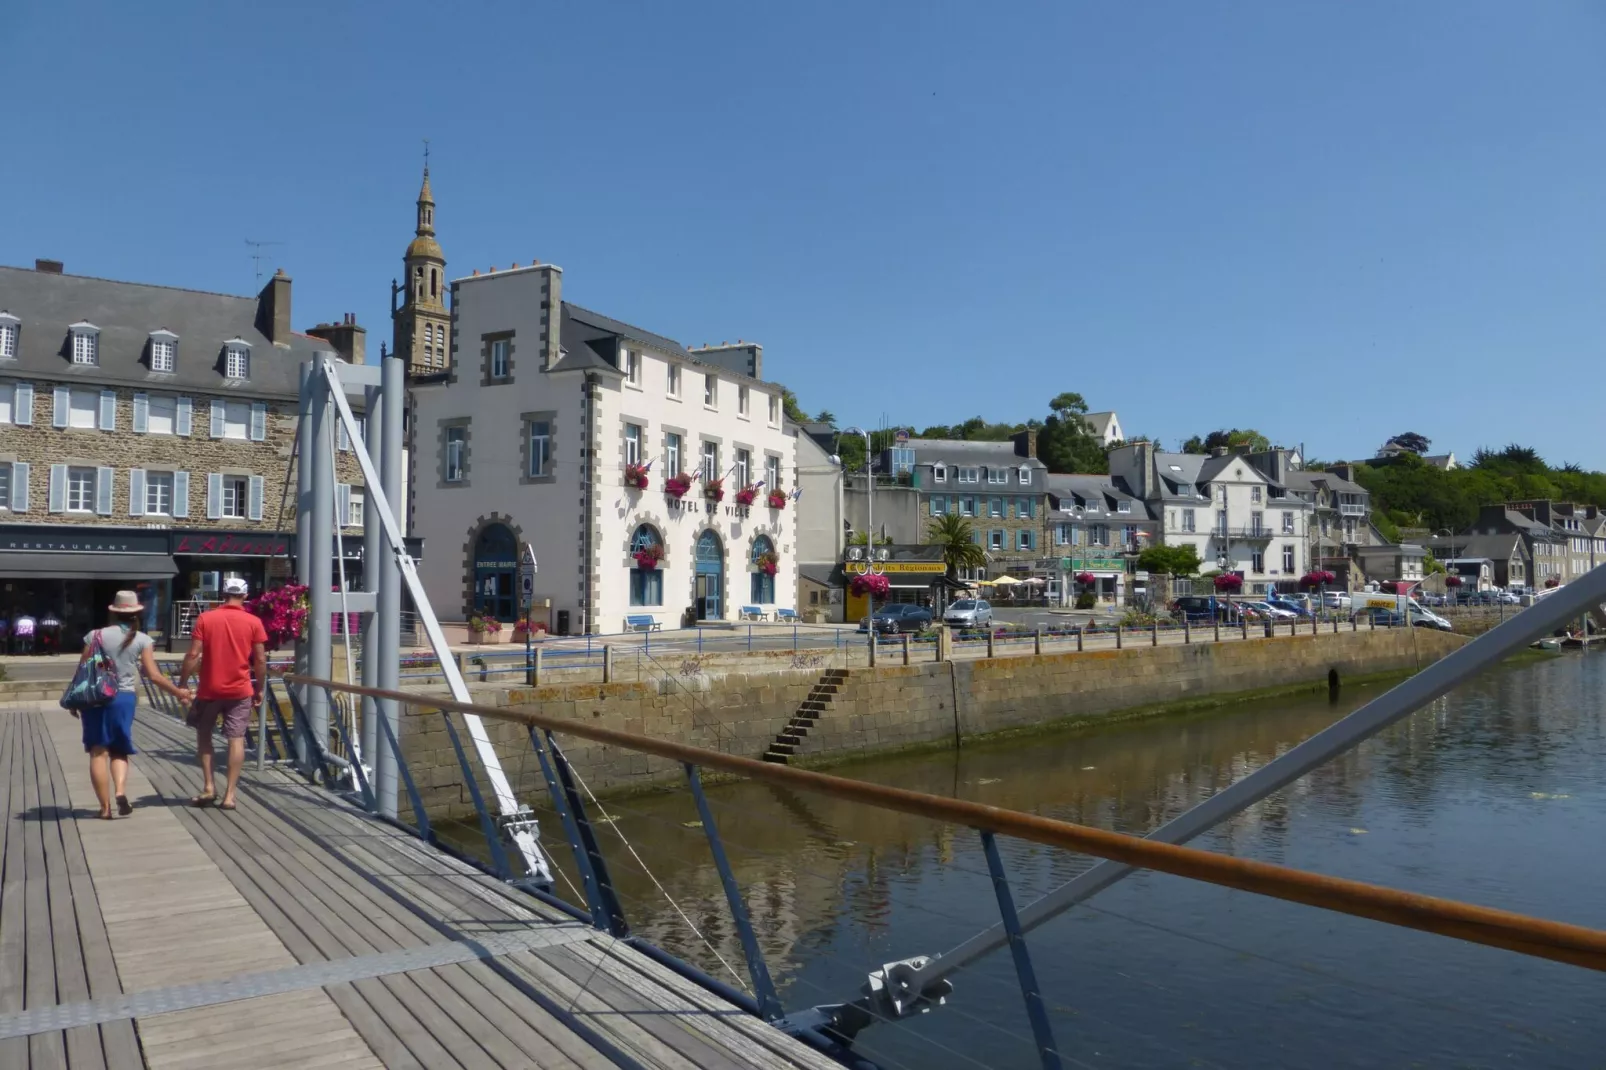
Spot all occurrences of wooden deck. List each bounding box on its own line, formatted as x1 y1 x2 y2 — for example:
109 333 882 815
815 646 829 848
0 704 843 1070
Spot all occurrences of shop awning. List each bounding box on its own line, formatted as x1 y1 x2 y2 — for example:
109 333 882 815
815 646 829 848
0 553 180 581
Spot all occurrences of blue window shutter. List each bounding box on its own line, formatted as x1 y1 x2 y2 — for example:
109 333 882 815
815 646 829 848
52 386 68 428
250 402 267 442
206 473 222 519
48 464 66 512
337 483 350 527
129 470 146 516
95 467 114 515
337 417 349 451
99 390 117 431
176 396 193 436
172 471 190 518
11 463 28 513
248 475 265 522
13 383 33 425
132 393 149 433
209 400 224 438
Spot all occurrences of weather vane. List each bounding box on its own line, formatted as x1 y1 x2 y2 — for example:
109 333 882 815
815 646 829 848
423 137 430 172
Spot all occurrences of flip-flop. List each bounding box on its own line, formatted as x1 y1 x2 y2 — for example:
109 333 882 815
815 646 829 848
216 800 237 812
97 811 114 821
190 793 216 807
116 795 133 816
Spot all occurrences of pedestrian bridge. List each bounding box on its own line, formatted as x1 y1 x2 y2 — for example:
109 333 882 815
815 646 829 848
0 702 842 1070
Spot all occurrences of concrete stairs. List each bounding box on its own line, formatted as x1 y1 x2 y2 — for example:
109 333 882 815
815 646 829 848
0 677 68 710
761 668 848 764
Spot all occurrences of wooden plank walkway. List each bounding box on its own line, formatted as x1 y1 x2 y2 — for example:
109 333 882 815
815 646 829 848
1 705 842 1070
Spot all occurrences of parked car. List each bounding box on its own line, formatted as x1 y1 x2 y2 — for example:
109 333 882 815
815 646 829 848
1242 600 1299 622
1321 591 1352 610
942 599 994 627
1169 596 1247 623
1352 607 1451 630
1267 595 1315 617
857 603 934 634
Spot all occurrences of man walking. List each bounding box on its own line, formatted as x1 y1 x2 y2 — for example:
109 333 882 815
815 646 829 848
178 578 267 810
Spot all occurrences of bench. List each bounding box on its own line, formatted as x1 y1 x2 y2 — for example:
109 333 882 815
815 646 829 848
624 615 662 632
738 605 768 621
774 607 800 623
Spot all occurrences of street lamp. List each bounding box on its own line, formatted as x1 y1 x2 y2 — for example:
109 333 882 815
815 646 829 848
841 427 876 640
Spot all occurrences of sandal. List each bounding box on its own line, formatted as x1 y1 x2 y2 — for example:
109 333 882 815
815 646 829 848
98 811 114 821
216 800 237 812
189 793 216 807
116 795 133 816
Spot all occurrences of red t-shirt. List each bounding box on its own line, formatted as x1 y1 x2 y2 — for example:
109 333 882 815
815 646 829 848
192 604 268 701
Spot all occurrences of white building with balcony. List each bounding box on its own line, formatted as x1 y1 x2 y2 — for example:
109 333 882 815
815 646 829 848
408 262 797 634
1108 442 1314 595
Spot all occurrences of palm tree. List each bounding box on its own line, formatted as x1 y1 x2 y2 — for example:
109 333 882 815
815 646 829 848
927 513 987 580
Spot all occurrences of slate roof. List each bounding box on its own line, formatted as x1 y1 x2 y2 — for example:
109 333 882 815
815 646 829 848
1424 533 1527 562
1044 473 1146 516
552 301 783 390
0 264 331 400
896 438 1046 472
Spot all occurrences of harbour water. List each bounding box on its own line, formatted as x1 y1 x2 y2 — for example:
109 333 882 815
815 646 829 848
506 652 1606 1068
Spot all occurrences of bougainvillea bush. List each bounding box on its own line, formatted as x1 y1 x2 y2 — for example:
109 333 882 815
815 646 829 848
246 584 309 649
849 572 891 598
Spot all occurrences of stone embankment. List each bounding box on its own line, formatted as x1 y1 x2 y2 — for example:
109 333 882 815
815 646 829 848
401 627 1465 821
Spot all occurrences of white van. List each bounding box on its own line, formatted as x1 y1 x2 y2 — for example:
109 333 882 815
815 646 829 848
1350 591 1454 631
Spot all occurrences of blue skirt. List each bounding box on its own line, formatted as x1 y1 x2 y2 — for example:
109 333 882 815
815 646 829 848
82 691 138 756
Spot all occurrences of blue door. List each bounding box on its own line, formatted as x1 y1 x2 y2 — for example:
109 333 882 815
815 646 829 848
473 523 519 622
695 530 724 620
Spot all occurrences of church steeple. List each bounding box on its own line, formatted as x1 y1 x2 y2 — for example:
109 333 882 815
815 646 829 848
393 146 450 378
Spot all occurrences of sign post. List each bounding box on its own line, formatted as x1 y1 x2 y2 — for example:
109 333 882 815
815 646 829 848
519 544 537 685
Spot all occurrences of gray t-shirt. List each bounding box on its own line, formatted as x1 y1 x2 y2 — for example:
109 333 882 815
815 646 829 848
94 625 154 692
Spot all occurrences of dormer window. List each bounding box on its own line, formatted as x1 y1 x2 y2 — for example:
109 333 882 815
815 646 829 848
149 330 178 372
933 463 947 483
69 322 100 365
0 312 18 360
1018 465 1031 485
223 338 251 380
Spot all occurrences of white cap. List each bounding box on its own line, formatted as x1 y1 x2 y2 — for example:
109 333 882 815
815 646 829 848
223 577 249 596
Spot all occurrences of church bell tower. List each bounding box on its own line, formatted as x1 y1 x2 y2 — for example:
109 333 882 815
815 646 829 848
392 153 450 377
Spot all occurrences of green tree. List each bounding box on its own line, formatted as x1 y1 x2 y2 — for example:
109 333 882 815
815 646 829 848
813 408 836 426
1181 429 1271 454
1038 391 1107 473
926 514 987 580
1136 544 1202 577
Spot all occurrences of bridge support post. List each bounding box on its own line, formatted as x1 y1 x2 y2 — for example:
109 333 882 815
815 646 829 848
980 831 1062 1070
300 362 335 776
685 764 785 1021
545 733 629 936
603 645 614 684
530 729 608 926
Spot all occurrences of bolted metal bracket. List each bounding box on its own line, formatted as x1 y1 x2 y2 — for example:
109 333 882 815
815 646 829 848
777 955 953 1045
499 807 554 890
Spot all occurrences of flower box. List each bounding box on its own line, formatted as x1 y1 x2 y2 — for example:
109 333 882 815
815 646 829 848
468 614 504 643
1444 575 1463 588
704 477 725 503
754 550 779 577
624 463 650 491
734 485 760 507
665 473 693 500
633 544 665 570
767 489 788 510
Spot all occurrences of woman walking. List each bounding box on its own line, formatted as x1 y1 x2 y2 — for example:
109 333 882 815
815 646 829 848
74 591 191 819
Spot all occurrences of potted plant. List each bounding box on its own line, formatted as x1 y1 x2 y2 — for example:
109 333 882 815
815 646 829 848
246 583 309 651
849 572 890 598
734 484 761 507
1074 571 1096 586
1444 575 1463 589
510 615 549 641
767 488 788 510
754 549 780 576
665 473 693 499
624 463 650 491
633 543 665 570
703 476 725 503
467 613 504 644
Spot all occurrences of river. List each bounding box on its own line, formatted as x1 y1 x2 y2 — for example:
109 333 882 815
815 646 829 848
486 652 1606 1069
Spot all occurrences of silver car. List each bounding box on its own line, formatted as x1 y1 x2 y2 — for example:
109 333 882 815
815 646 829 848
943 598 994 627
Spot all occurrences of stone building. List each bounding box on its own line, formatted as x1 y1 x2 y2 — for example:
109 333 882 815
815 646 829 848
0 258 366 645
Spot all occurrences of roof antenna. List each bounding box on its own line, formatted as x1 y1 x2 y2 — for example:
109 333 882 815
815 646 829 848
245 239 285 287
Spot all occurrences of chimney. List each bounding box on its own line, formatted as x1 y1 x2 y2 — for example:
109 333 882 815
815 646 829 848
256 268 292 346
1211 446 1230 457
34 259 63 274
1012 428 1039 459
306 313 367 364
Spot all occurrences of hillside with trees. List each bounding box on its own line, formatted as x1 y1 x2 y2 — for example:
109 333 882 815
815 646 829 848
1352 446 1606 532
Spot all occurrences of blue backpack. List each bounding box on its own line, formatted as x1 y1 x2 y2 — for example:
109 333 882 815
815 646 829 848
60 630 120 711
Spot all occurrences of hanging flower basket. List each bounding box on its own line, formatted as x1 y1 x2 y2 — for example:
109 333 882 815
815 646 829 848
1545 577 1560 589
633 543 664 570
754 550 780 577
1213 573 1243 593
850 572 891 598
1300 570 1337 589
734 484 761 507
704 477 725 503
767 489 788 510
665 473 693 500
1074 571 1097 585
1445 575 1463 588
246 583 308 650
624 463 650 491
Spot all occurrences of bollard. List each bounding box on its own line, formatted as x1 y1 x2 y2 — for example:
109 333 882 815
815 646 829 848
902 633 911 666
1240 616 1249 640
1213 615 1220 642
1333 618 1339 635
1288 619 1296 639
1151 620 1159 647
1311 615 1318 636
455 650 470 676
793 625 799 652
1034 626 1043 656
1116 625 1123 650
986 630 996 658
1076 626 1084 653
1184 616 1191 644
868 633 878 667
532 646 543 685
1369 613 1375 631
747 624 753 653
602 645 613 683
478 657 489 683
1352 615 1358 632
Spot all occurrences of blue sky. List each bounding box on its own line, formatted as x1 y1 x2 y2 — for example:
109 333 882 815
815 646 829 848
7 2 1605 466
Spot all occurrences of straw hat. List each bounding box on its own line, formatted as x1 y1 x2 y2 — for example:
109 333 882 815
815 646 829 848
108 590 145 613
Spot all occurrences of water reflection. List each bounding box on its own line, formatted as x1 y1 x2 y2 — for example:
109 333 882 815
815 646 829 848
450 653 1606 1068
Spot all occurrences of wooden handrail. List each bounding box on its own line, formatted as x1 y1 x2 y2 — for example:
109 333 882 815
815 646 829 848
288 674 1606 973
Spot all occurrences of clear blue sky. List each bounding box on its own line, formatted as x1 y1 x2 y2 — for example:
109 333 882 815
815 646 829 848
8 2 1605 467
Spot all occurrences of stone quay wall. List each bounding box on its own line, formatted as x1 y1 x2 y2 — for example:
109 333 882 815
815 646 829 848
400 627 1466 821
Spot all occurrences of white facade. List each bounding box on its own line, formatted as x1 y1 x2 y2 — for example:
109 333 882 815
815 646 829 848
408 264 797 634
1082 411 1123 446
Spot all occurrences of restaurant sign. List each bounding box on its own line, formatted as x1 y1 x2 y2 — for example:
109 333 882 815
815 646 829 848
844 561 946 574
172 531 291 557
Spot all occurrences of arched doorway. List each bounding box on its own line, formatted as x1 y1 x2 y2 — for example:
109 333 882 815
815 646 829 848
473 523 518 622
629 524 664 607
695 529 724 620
749 534 775 605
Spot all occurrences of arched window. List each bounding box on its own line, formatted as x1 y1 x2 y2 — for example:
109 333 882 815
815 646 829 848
431 268 438 299
629 524 663 607
472 523 518 621
749 534 775 605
